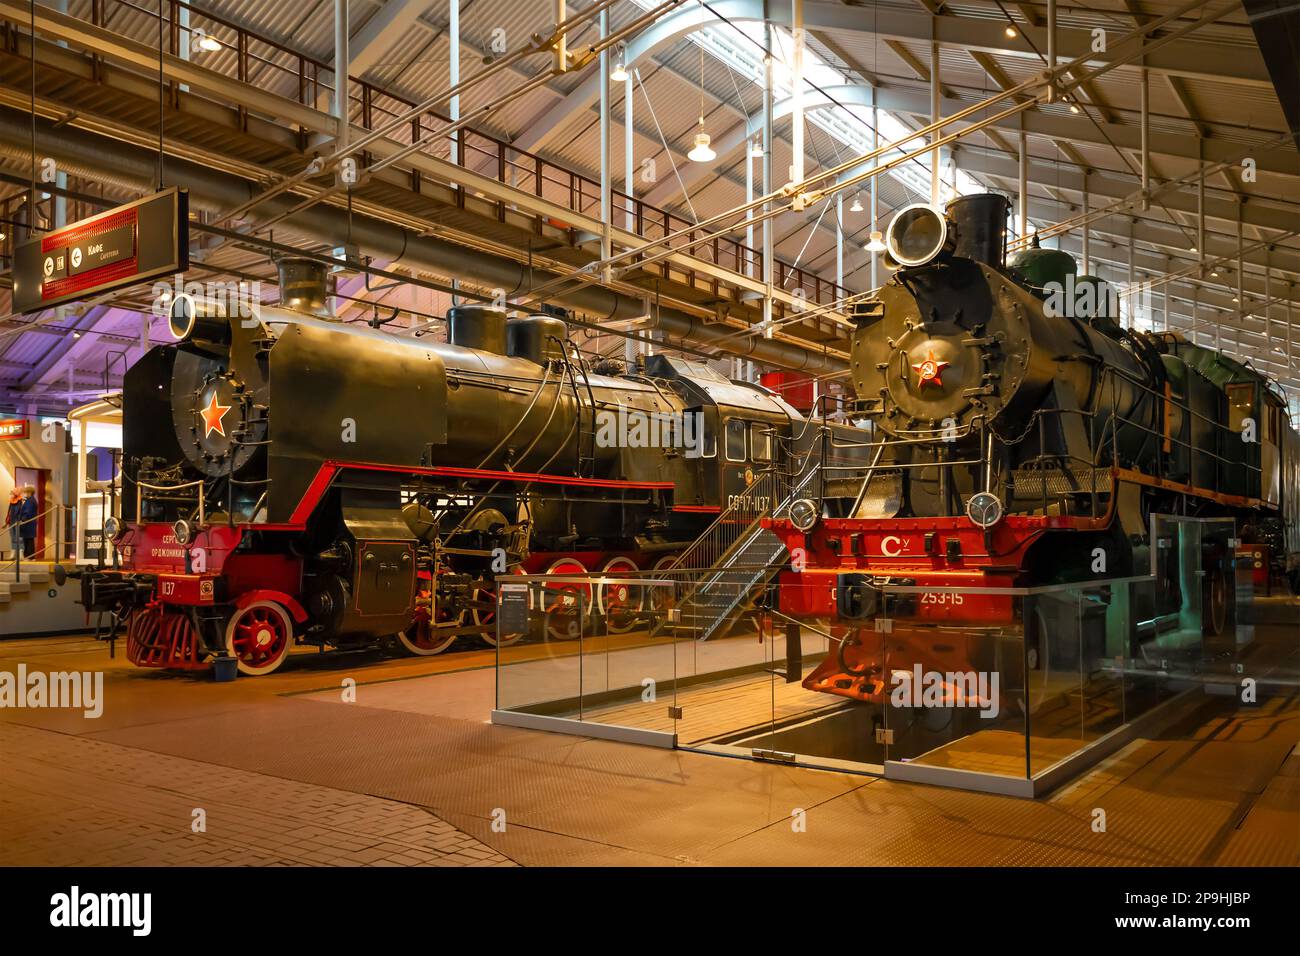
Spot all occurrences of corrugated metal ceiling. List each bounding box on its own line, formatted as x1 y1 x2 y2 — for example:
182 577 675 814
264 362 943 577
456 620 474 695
3 0 1296 405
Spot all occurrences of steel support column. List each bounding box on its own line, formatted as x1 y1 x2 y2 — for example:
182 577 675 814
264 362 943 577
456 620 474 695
624 73 634 231
930 24 941 205
1047 0 1057 102
871 91 880 289
791 0 804 184
334 0 349 152
1197 144 1205 269
449 0 460 165
1081 181 1090 274
762 20 774 339
1127 218 1136 328
1018 128 1028 238
599 7 611 275
1140 66 1149 210
836 192 843 289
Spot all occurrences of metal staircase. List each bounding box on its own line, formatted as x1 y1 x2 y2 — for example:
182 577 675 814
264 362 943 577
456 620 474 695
660 465 820 642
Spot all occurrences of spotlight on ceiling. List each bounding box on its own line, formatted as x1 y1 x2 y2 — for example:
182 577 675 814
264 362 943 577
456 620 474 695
197 34 222 53
748 139 764 158
865 230 886 253
849 195 863 213
688 132 716 163
610 43 628 83
1005 26 1017 38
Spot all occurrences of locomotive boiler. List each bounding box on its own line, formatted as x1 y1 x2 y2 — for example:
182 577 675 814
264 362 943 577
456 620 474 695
78 257 858 675
768 193 1299 703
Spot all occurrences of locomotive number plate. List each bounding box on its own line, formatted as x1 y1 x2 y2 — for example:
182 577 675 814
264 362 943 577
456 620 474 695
920 592 965 606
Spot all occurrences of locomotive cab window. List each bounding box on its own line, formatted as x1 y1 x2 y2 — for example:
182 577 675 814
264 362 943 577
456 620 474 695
1226 383 1256 435
750 423 772 462
688 407 715 458
725 418 747 462
1263 401 1280 444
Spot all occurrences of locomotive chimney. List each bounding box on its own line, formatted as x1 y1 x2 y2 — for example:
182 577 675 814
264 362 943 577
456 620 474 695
944 193 1011 269
276 256 335 318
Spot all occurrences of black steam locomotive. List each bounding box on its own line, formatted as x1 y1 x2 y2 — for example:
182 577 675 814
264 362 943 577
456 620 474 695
79 258 865 675
768 193 1300 702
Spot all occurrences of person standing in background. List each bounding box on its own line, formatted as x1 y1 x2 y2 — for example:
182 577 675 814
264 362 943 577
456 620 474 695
16 485 38 558
4 487 20 559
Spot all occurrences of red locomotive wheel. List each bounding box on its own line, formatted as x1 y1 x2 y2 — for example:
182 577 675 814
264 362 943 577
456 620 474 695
596 556 641 634
398 591 463 656
646 554 679 614
542 558 591 641
475 568 526 648
225 601 294 676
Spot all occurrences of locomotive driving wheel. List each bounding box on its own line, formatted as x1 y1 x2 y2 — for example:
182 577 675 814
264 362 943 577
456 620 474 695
397 590 464 656
541 558 591 641
596 556 642 634
225 601 294 676
646 554 679 616
474 568 525 648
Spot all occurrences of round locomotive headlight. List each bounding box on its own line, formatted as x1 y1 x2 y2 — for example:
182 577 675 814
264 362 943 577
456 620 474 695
172 519 194 545
965 492 1004 529
103 516 121 540
886 203 951 268
789 498 820 532
168 292 197 341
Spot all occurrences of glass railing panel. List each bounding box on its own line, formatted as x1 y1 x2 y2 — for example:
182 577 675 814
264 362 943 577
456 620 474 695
493 579 582 718
881 586 1029 779
664 569 778 753
573 576 680 735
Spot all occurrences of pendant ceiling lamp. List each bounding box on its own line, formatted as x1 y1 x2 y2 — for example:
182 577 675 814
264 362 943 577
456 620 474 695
688 47 715 164
610 42 628 83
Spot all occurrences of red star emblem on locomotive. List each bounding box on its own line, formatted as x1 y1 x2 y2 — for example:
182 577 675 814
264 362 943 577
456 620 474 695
200 391 232 438
911 350 950 388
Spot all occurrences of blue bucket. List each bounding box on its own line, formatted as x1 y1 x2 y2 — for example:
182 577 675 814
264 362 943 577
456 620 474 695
212 656 238 682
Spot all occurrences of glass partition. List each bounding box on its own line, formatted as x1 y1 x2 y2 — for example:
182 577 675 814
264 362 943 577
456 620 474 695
879 586 1030 780
491 525 1260 795
494 574 685 742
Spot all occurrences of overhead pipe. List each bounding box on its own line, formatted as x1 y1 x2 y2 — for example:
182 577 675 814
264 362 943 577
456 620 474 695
0 108 842 373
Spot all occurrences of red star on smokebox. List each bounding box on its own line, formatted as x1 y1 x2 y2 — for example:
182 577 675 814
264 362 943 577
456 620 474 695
911 350 950 388
200 391 232 438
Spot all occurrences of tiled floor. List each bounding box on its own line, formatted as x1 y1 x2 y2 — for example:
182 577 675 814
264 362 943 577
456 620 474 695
0 722 513 867
0 601 1296 867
